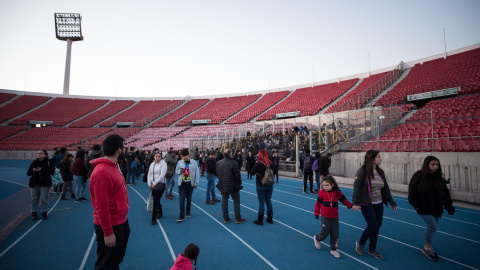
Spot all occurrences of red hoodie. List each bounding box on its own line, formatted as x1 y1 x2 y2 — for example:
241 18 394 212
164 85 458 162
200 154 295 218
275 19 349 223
314 189 352 219
89 158 129 237
170 254 193 270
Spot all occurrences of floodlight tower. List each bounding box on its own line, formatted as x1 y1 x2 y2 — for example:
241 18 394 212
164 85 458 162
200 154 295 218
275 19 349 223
54 13 83 95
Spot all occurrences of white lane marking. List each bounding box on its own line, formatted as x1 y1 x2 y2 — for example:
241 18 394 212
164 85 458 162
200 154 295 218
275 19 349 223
237 188 479 270
197 187 378 270
79 233 96 270
0 195 61 258
129 186 176 262
0 179 28 187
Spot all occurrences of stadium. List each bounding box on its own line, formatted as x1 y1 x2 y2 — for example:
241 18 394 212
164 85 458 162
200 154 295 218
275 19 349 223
0 2 479 270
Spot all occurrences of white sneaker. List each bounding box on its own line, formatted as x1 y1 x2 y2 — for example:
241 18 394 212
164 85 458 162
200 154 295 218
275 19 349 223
330 250 341 258
313 236 321 249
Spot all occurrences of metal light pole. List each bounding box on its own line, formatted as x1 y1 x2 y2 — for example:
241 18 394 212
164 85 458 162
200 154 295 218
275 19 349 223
55 13 83 95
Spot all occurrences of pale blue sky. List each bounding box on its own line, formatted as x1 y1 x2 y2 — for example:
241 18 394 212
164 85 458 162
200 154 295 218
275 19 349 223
0 0 479 98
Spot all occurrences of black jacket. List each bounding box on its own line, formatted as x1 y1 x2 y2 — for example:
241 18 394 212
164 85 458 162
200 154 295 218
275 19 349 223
352 167 396 207
27 158 55 187
85 150 104 178
250 162 274 186
59 161 73 181
205 157 217 175
245 155 255 171
319 157 331 176
408 171 454 217
216 157 241 193
233 154 243 169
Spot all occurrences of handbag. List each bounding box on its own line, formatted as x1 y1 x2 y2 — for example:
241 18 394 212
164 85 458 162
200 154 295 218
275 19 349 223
151 163 166 191
146 191 153 213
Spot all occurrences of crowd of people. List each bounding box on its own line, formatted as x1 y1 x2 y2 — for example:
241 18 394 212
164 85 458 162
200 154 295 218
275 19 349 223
26 133 455 269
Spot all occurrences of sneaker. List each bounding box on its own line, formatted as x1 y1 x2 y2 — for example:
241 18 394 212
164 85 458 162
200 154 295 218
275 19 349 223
42 212 48 220
53 192 58 196
223 218 231 224
186 213 191 218
206 201 215 205
422 248 439 262
74 199 82 203
235 218 247 224
330 250 341 258
302 190 306 193
176 216 185 222
313 236 321 250
80 197 88 201
355 241 363 256
213 198 221 202
71 194 76 199
61 195 68 200
368 250 384 260
32 212 38 220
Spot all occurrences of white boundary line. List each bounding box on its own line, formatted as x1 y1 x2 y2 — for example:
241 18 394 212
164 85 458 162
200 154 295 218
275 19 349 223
0 195 62 258
79 233 96 270
196 187 378 270
0 179 28 187
236 188 479 270
129 186 176 262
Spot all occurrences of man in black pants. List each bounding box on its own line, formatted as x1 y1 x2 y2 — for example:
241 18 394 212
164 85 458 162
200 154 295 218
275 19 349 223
89 134 130 270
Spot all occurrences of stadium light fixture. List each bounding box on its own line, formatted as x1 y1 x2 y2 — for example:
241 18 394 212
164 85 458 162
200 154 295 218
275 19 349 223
54 13 83 95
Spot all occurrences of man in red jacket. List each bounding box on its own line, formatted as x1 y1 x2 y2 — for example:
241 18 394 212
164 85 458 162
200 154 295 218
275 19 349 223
89 134 130 270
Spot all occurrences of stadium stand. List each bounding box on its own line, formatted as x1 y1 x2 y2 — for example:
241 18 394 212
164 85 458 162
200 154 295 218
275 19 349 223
0 126 26 140
0 95 50 124
124 127 188 148
257 79 358 121
69 100 135 128
375 48 480 106
326 72 387 113
0 93 16 104
176 95 261 126
150 99 209 127
10 98 108 126
226 91 290 124
100 100 181 127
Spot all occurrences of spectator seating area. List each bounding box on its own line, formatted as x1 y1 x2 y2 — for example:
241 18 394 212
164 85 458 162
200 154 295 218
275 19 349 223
150 99 209 127
226 91 290 124
257 79 358 121
0 126 26 140
375 48 480 106
177 95 261 126
326 72 387 113
11 98 108 126
124 127 188 149
0 95 51 124
0 93 16 104
70 100 135 128
100 100 181 127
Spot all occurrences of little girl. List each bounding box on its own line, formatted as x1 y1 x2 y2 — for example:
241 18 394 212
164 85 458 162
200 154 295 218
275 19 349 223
171 243 200 270
313 175 357 258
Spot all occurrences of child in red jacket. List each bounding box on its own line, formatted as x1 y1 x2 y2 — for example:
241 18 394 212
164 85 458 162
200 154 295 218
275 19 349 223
171 243 199 270
313 175 357 258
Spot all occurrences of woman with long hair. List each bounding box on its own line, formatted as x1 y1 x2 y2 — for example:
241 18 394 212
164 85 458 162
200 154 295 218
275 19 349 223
27 149 55 220
73 149 87 203
148 152 167 224
249 149 274 225
245 151 255 179
352 150 397 260
59 153 75 200
408 156 454 261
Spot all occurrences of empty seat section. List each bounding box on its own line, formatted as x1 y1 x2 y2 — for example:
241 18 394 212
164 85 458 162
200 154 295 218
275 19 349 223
375 48 480 106
326 72 387 113
226 91 289 124
257 79 358 121
177 95 260 126
0 93 16 104
124 127 188 148
100 100 181 127
0 126 26 140
11 98 108 126
150 99 209 127
0 95 50 123
70 100 135 127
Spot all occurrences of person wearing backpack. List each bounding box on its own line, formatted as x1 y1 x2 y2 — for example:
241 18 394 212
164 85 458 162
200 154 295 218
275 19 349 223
249 149 275 225
163 151 177 200
312 152 321 192
302 149 315 194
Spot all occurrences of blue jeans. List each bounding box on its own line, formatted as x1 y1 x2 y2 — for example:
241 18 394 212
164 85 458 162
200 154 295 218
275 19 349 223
420 215 439 245
74 175 86 198
165 176 175 197
206 173 217 201
30 185 50 212
359 203 384 251
178 182 194 218
127 165 137 184
256 185 273 216
315 172 321 190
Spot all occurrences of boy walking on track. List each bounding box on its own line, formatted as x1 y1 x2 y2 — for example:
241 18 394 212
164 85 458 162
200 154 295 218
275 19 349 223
89 134 130 270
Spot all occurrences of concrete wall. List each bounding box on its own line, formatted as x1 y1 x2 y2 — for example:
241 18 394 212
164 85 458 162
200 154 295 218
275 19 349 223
329 152 480 204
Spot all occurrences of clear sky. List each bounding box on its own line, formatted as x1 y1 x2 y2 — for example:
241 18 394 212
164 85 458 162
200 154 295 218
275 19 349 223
0 0 479 99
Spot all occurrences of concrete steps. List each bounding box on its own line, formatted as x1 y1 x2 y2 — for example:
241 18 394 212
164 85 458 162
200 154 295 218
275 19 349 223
364 67 413 107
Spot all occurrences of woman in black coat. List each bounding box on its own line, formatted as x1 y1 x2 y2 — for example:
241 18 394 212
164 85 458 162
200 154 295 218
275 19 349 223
245 151 255 179
408 156 454 261
59 153 75 200
27 149 55 220
233 150 243 171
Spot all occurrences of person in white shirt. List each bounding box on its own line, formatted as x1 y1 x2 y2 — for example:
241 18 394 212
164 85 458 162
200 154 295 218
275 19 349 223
148 152 167 225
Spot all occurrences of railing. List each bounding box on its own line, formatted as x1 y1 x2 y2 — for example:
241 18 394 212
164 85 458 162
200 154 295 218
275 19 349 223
329 61 404 113
348 136 480 152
